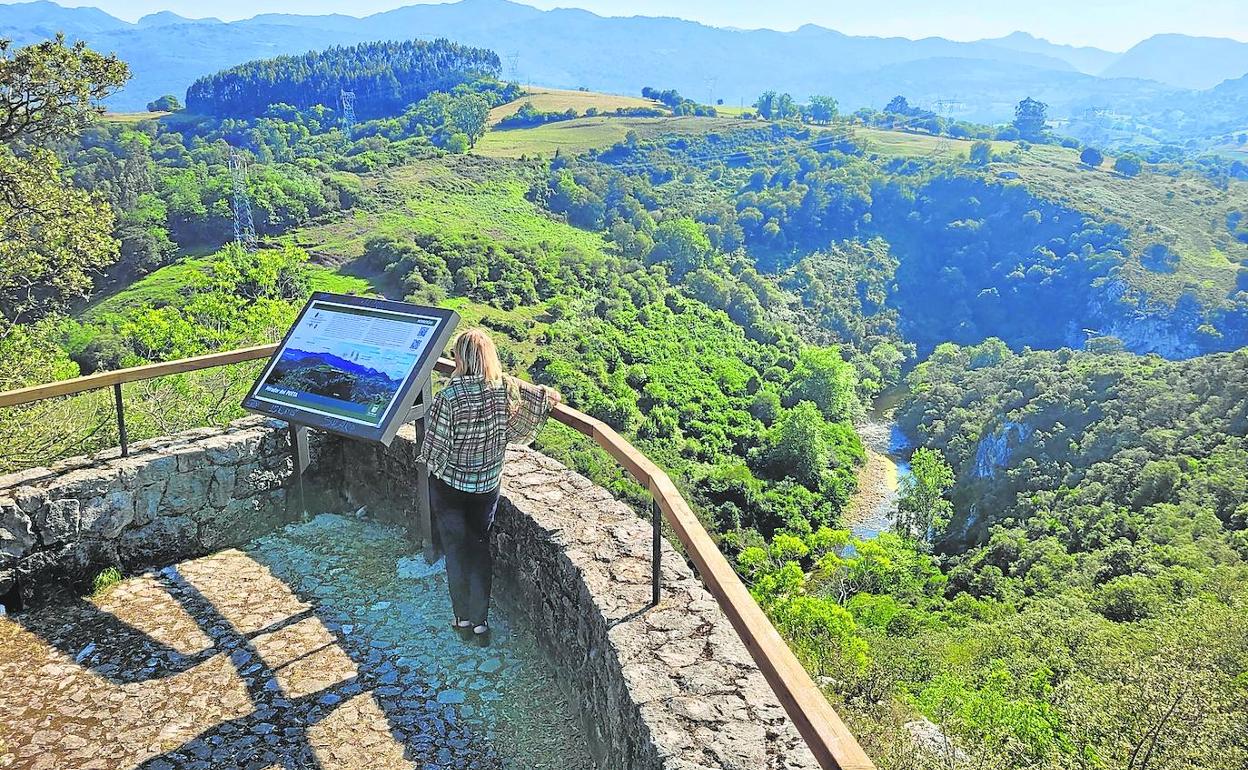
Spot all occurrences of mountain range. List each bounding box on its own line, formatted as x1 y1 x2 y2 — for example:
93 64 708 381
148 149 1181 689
276 349 401 386
3 0 1248 121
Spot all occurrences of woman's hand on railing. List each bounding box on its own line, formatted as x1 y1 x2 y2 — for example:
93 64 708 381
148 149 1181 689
545 388 563 407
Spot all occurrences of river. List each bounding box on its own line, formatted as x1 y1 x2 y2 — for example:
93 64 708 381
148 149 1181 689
844 387 914 540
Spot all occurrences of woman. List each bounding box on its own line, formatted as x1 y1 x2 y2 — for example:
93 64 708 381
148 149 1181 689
418 328 561 644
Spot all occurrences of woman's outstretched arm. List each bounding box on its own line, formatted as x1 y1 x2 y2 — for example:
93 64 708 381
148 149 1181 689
506 377 560 445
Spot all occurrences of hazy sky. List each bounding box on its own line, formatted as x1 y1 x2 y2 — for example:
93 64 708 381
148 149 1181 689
58 0 1248 51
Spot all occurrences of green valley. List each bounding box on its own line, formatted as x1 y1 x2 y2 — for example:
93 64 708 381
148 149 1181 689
1 26 1246 770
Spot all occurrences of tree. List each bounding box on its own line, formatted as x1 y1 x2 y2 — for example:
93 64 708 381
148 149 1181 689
146 94 182 112
884 95 911 115
896 447 955 546
764 401 836 489
447 93 489 146
969 140 992 166
0 149 119 324
784 346 858 422
754 91 778 120
1080 146 1104 168
0 36 129 144
1012 97 1048 140
648 217 712 273
774 93 798 120
1 38 128 325
806 95 839 124
1114 153 1143 177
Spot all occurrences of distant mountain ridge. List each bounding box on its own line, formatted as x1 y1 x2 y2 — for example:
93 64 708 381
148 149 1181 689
2 0 1246 119
1100 34 1248 89
279 349 399 385
982 31 1120 75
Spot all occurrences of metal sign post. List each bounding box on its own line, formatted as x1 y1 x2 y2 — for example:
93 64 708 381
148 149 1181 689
288 422 311 520
405 379 437 563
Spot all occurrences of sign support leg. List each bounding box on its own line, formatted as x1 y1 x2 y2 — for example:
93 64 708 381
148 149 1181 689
289 423 310 521
416 381 436 563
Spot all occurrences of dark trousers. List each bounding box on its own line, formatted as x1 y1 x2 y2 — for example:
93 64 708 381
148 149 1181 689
430 475 499 625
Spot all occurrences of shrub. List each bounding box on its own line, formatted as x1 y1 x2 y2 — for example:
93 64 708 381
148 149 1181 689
146 94 182 112
1114 153 1143 177
1080 147 1104 168
969 140 992 166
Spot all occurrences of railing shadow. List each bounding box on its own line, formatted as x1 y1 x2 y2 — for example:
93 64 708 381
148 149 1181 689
5 541 521 770
17 594 216 684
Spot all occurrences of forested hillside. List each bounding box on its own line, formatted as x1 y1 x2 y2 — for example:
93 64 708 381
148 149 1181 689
545 125 1248 356
2 32 1247 770
835 342 1248 767
185 39 501 119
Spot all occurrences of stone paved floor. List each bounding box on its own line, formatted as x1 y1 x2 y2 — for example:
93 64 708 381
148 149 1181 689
0 514 594 770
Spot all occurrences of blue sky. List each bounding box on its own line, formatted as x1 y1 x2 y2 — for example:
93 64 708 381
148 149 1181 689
60 0 1248 51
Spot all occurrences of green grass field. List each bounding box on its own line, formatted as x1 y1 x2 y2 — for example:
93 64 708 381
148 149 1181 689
81 258 374 321
295 153 610 264
855 126 1247 305
102 111 170 123
488 87 663 125
475 115 743 158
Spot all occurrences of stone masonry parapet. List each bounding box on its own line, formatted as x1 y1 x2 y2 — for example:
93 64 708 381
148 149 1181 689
347 426 820 770
0 417 327 607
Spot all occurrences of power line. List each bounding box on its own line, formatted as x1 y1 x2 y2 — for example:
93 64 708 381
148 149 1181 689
228 149 257 252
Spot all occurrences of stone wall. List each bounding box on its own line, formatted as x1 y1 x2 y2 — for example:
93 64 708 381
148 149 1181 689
4 418 820 769
0 417 330 609
346 426 820 770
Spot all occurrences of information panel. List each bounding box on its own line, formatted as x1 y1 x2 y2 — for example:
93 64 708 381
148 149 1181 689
243 293 458 444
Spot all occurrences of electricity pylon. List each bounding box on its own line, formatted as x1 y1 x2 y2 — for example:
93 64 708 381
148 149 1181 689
506 51 520 83
228 150 257 252
340 89 357 136
929 96 958 159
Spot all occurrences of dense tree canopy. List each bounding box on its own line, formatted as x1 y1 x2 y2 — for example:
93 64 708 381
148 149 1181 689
185 39 500 119
0 37 127 325
0 35 128 144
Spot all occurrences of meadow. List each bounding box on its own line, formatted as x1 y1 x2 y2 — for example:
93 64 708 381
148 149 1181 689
486 86 662 125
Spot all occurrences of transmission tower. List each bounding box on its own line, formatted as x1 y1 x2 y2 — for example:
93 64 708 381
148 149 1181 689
340 89 357 136
228 150 257 252
506 51 520 83
928 96 957 159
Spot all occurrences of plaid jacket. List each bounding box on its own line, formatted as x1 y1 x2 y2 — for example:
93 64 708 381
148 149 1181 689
418 375 552 493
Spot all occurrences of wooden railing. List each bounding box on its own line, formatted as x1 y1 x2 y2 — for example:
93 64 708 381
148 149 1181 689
0 346 876 770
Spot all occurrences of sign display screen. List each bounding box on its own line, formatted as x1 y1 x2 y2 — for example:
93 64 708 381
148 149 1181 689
243 293 458 444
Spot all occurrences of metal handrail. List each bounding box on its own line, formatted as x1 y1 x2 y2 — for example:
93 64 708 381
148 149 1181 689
0 346 876 770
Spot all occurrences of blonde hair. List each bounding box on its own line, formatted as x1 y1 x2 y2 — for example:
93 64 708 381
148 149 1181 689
452 328 504 386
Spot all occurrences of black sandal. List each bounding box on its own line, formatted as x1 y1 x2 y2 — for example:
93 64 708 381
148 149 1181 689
472 622 491 647
452 617 472 638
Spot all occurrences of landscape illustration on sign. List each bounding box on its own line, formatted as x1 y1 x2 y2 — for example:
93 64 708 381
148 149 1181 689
263 346 404 410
